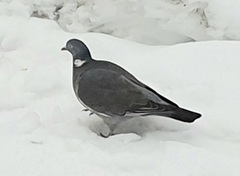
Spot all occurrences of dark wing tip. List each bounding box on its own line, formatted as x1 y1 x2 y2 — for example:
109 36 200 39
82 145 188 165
172 108 202 123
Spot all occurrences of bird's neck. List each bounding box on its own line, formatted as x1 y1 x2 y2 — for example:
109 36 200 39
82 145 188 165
73 59 86 68
73 57 93 68
72 58 93 87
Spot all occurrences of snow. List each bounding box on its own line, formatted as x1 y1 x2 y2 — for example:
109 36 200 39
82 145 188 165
1 1 240 176
2 0 240 45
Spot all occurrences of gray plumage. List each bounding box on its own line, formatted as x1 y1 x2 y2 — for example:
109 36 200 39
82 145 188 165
62 39 201 137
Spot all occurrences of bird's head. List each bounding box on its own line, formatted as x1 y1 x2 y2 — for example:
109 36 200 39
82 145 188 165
62 39 92 66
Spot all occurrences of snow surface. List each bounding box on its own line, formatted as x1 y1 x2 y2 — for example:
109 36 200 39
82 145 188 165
1 0 240 45
1 4 240 176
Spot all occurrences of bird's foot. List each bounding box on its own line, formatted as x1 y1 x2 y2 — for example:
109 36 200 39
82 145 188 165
99 131 114 138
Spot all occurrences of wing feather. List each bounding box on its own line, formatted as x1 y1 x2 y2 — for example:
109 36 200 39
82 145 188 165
76 63 178 117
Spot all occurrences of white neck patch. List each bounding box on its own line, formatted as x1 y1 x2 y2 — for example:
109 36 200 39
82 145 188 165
74 59 85 67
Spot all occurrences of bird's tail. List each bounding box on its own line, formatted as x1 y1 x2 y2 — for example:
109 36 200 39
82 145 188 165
164 108 201 123
141 107 201 123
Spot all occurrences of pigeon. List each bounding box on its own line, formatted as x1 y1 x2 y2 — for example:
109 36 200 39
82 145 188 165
62 39 201 137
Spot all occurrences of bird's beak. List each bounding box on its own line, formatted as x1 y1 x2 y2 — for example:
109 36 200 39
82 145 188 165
61 47 67 51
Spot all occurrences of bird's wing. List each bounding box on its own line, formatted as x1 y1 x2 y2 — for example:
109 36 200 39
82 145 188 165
126 76 179 108
77 67 178 117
